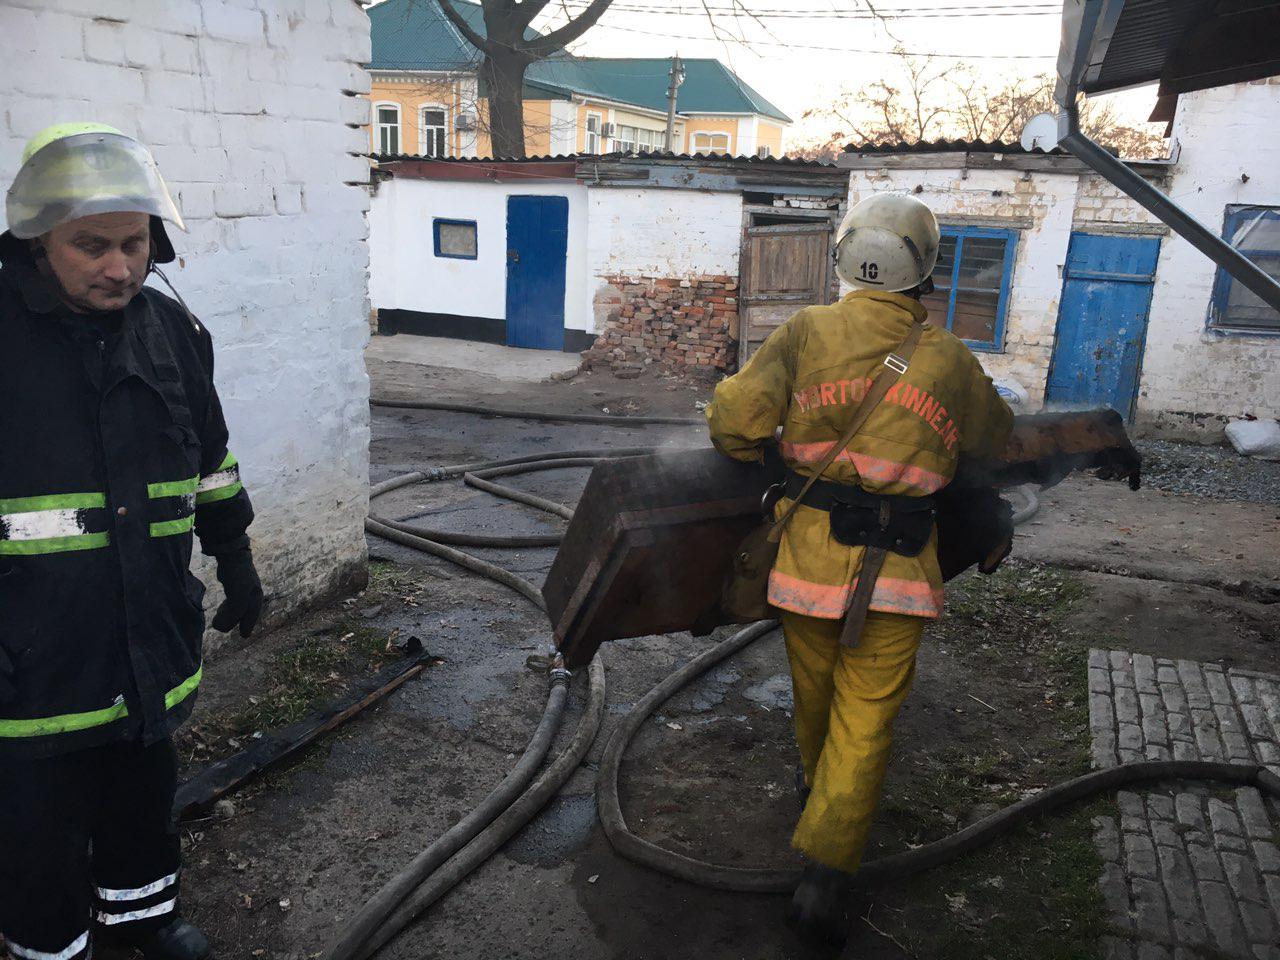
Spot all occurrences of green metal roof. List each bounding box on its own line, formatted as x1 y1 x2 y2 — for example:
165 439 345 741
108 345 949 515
368 0 500 72
367 1 790 123
525 57 790 123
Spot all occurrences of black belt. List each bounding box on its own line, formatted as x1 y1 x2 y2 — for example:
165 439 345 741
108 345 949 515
783 468 936 558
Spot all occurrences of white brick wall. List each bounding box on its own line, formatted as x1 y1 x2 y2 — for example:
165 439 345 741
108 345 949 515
0 0 374 645
1138 81 1280 438
585 187 743 331
848 166 1080 407
848 131 1280 439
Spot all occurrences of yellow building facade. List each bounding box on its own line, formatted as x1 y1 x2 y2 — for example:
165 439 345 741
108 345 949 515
368 75 788 159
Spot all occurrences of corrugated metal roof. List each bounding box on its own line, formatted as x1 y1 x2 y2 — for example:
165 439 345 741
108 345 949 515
1061 0 1280 99
373 150 836 169
844 139 1068 156
1087 0 1201 94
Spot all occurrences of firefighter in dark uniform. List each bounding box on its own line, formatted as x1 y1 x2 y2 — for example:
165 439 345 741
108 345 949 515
0 124 264 960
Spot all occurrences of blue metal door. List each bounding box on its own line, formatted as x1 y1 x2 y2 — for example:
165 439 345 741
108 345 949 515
505 195 569 350
1045 233 1161 419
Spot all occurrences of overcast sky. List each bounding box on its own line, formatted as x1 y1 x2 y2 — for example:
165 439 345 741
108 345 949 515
526 0 1162 145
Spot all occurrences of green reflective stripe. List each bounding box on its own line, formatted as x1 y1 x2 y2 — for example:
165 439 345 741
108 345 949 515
147 477 198 499
166 665 203 709
196 480 243 505
0 700 127 738
0 531 110 555
150 516 195 538
0 666 202 739
0 492 105 514
217 451 238 471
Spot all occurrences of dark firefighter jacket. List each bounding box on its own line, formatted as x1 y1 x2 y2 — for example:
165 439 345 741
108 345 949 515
0 237 253 758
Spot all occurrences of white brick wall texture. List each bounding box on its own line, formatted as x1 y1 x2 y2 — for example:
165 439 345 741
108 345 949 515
585 187 743 332
848 166 1080 407
849 117 1280 437
0 0 374 647
1138 81 1280 438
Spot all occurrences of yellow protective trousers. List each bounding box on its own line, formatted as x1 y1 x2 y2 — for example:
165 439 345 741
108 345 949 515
781 608 925 873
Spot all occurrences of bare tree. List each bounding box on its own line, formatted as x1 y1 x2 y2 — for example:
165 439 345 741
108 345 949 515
802 48 950 147
803 55 1166 159
435 0 615 158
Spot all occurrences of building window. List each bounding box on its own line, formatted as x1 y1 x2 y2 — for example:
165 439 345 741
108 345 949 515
419 106 449 158
919 226 1017 350
585 113 602 153
375 104 400 155
757 145 773 159
1209 205 1280 332
693 132 731 155
615 124 638 153
433 218 477 260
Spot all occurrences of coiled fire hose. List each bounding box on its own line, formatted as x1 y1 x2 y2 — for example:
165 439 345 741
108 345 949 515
327 403 1279 958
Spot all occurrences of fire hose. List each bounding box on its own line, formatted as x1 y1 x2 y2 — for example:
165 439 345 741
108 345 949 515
326 412 1280 958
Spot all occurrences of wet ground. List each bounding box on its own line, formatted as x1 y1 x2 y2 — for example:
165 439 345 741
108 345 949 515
170 354 1279 960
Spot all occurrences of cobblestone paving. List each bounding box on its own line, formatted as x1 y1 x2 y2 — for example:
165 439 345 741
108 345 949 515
1090 649 1280 959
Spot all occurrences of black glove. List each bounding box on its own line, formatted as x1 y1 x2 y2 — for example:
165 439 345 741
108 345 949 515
210 549 264 638
0 645 15 703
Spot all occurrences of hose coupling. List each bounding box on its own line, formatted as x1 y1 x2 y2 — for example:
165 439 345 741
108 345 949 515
550 651 571 685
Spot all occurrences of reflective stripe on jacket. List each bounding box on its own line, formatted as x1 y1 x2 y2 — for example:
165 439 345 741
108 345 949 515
0 239 253 758
706 290 1012 621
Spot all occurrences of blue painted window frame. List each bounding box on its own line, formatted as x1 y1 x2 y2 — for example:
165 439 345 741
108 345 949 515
433 218 478 260
932 225 1018 353
1208 205 1280 335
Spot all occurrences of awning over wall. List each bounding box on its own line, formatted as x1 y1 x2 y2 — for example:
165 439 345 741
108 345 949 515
1056 0 1280 105
1052 0 1280 315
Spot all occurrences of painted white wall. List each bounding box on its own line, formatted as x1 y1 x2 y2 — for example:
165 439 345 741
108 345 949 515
1138 80 1280 435
736 116 759 157
369 176 591 330
584 186 742 331
0 0 374 639
549 100 578 156
848 167 1079 407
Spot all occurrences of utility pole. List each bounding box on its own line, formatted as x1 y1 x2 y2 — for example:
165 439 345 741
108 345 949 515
665 54 685 152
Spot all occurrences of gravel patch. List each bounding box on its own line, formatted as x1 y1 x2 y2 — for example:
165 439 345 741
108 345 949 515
1136 439 1280 505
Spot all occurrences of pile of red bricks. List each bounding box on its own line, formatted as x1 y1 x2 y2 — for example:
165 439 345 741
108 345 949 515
582 274 739 379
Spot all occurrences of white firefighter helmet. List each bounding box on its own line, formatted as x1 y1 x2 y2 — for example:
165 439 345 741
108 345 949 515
834 193 940 293
6 123 185 245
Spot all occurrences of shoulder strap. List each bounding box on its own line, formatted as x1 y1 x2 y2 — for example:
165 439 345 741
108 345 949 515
768 319 927 543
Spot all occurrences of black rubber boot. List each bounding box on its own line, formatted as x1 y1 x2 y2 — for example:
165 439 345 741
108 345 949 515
136 919 213 960
787 862 853 947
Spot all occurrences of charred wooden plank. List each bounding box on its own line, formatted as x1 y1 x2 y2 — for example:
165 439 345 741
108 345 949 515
173 651 431 821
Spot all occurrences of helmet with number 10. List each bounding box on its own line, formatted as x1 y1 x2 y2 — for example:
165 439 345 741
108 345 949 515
834 193 940 293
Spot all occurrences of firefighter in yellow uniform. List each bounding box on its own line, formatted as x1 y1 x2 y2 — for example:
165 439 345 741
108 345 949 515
706 194 1013 943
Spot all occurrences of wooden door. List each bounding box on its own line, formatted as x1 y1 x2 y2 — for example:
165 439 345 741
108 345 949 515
505 195 569 351
1045 232 1161 420
738 222 834 366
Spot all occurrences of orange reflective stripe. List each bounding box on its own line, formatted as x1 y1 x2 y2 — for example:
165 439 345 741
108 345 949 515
768 570 944 620
779 441 948 494
867 577 944 617
768 570 852 618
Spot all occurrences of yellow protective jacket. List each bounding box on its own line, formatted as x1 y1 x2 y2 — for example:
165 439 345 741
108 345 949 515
706 290 1013 621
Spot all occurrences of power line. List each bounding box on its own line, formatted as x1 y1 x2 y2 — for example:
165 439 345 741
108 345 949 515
587 21 1058 58
555 1 1062 17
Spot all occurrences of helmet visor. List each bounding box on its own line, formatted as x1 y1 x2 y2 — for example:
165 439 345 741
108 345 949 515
5 132 185 239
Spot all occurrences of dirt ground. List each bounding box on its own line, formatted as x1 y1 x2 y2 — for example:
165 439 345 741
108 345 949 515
168 350 1278 960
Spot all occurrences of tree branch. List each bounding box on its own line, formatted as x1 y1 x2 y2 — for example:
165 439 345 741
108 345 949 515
512 0 553 31
523 0 614 58
435 0 493 54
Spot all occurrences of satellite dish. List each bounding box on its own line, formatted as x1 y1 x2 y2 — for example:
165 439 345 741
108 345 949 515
1020 112 1061 153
